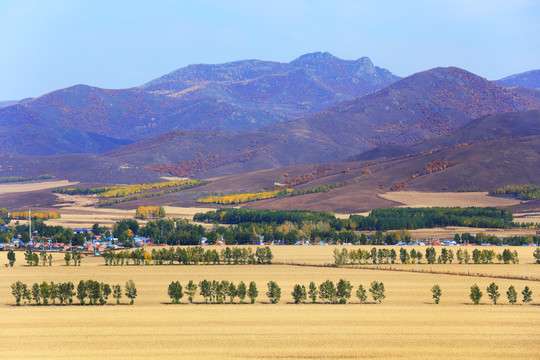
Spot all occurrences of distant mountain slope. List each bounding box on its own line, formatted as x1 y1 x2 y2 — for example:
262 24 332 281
0 100 18 107
496 70 540 89
350 110 540 161
0 52 399 155
106 67 539 177
267 67 538 150
241 136 540 213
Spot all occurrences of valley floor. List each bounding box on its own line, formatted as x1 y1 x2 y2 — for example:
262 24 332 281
1 248 539 359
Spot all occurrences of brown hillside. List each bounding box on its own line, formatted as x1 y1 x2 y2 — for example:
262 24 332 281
107 67 539 178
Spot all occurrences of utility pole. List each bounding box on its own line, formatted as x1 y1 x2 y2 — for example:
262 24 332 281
28 209 31 242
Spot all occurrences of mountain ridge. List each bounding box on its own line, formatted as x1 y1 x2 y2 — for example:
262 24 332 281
0 52 399 155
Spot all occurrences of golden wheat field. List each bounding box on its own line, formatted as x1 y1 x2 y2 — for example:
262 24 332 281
44 205 217 228
1 246 539 359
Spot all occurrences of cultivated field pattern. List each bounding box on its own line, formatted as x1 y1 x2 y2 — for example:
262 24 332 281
1 246 538 359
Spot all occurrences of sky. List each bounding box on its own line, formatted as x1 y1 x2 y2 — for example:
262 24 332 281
0 0 539 100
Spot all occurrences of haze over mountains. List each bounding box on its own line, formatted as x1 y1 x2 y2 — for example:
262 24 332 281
0 52 539 194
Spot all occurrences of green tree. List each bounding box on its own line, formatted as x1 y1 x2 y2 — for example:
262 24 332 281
308 281 317 303
399 248 409 264
472 249 481 264
319 280 337 304
24 249 33 266
370 247 377 264
185 280 198 303
58 282 74 305
336 279 352 304
369 281 386 303
470 284 483 305
248 281 258 304
486 283 500 305
199 280 211 303
533 248 540 264
431 284 442 304
87 280 101 305
40 282 51 305
100 283 111 305
266 281 281 304
506 285 517 304
64 252 71 266
49 282 59 305
7 249 16 267
226 282 237 304
522 286 533 304
113 284 122 305
31 283 41 305
11 281 26 306
356 284 367 303
76 280 87 305
168 281 183 304
125 280 137 305
291 284 307 304
40 251 47 266
425 247 436 264
236 281 247 304
248 281 259 304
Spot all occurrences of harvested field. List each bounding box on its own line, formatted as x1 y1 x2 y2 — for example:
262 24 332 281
0 180 77 194
379 191 521 208
43 205 216 228
1 247 539 359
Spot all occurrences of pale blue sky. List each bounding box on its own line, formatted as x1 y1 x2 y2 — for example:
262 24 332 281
0 0 538 100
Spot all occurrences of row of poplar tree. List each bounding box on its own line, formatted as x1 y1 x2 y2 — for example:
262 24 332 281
167 279 386 304
11 280 138 306
334 247 520 265
430 283 533 304
103 246 273 266
465 284 533 305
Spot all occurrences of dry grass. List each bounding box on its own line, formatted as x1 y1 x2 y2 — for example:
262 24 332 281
44 205 216 228
379 191 521 207
1 247 539 359
0 180 77 194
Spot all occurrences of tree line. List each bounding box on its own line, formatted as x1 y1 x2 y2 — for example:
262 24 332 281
168 280 259 304
10 211 61 220
194 207 527 233
490 184 540 200
333 247 520 265
195 182 348 205
135 206 166 219
103 246 273 266
53 180 208 207
430 283 533 305
166 279 386 304
11 280 137 306
0 174 54 183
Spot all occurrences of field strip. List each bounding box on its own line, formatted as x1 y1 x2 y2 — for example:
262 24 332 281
290 263 540 282
379 191 521 207
0 180 77 194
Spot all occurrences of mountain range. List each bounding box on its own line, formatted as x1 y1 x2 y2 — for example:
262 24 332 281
0 52 398 155
0 53 539 196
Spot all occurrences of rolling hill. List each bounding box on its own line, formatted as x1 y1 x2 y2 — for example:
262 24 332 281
106 67 540 178
0 52 398 155
496 69 540 89
349 110 540 161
